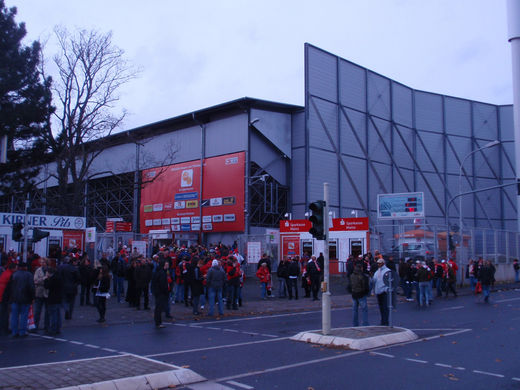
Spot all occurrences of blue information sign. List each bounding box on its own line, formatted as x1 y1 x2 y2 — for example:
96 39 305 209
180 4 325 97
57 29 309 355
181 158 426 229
377 192 425 220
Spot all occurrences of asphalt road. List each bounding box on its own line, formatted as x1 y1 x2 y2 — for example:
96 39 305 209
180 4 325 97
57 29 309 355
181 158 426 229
1 286 520 390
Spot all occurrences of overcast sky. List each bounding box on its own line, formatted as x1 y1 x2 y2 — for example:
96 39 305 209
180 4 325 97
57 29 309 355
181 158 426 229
10 0 512 131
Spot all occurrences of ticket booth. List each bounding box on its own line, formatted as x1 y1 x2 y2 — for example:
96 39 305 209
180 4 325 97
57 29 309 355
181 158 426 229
279 217 370 274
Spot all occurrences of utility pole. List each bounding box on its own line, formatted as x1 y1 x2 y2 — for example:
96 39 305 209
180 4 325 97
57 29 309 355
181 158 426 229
322 183 331 335
22 194 29 263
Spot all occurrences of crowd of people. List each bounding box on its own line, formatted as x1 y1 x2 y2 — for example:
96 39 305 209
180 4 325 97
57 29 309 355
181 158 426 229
0 242 513 337
0 241 249 335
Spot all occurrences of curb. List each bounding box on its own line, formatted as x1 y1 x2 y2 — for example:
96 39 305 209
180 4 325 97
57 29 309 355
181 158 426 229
54 367 205 390
290 326 418 350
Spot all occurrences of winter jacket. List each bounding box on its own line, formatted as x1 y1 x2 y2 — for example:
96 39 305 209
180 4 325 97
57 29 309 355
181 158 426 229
0 268 14 303
34 266 49 299
58 263 81 295
349 269 369 299
44 272 63 305
10 270 35 304
256 266 271 283
206 265 226 289
151 268 169 296
479 265 495 285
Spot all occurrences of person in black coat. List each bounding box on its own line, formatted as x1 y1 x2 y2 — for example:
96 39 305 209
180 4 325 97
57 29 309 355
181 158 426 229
287 257 300 300
9 262 35 337
307 256 322 301
151 260 170 328
79 257 94 306
479 260 496 303
191 258 204 315
44 267 63 335
94 265 111 322
57 257 80 320
134 258 152 310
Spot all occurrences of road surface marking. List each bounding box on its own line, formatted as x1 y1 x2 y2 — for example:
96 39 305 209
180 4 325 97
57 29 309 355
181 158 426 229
68 340 84 345
440 306 464 311
370 352 394 358
84 344 100 348
260 334 279 338
226 380 254 389
473 370 504 378
145 337 290 358
223 329 239 333
512 377 520 381
216 350 366 383
102 348 118 353
435 363 452 368
495 297 520 303
200 309 343 325
405 358 428 364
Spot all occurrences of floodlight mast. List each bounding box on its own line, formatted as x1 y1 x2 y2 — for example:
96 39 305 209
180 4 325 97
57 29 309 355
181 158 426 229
508 0 520 231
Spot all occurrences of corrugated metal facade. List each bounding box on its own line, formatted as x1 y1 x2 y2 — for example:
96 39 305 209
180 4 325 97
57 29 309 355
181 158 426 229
300 43 516 231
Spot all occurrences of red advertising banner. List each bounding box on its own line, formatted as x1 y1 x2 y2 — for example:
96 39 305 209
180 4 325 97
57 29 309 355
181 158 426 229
115 222 132 232
106 221 114 233
63 230 84 250
281 235 300 258
279 219 312 233
140 152 245 234
330 217 369 231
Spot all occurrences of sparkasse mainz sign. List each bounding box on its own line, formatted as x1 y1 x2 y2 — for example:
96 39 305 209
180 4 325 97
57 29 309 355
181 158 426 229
1 213 86 230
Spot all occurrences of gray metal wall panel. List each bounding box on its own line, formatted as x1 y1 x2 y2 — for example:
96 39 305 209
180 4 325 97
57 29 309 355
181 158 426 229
414 91 443 132
369 162 392 212
475 178 501 218
250 109 292 158
340 155 366 210
446 135 472 174
340 108 366 159
416 131 444 172
292 111 306 148
474 147 499 179
205 114 247 158
250 131 287 185
367 117 391 164
417 173 444 216
502 142 516 178
473 103 498 140
392 82 413 127
393 125 414 168
445 97 471 136
499 105 514 139
307 46 337 102
291 148 306 205
367 71 391 119
308 149 339 205
308 98 337 151
392 167 414 194
292 204 306 220
339 60 366 111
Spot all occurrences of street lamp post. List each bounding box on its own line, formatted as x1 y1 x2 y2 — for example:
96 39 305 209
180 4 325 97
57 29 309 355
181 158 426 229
458 140 500 261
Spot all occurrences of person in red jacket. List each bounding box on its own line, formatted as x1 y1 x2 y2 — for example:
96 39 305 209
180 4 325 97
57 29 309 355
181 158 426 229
256 263 271 300
225 256 240 310
0 263 16 335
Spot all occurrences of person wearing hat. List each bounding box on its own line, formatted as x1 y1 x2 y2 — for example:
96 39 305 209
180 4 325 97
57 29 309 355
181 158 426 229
206 259 226 317
372 258 390 326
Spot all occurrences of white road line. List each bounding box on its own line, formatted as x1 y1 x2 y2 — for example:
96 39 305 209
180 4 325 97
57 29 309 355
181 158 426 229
473 370 504 378
102 348 117 353
54 338 67 342
370 352 395 358
512 377 520 381
206 327 222 331
84 344 100 349
434 363 452 368
440 306 464 311
200 309 344 325
223 329 239 333
68 341 84 345
495 297 520 303
260 334 279 338
405 358 428 364
226 380 254 389
216 350 366 383
144 337 290 358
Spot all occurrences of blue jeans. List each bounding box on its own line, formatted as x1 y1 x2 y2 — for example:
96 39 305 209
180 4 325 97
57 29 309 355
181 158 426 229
175 283 184 303
208 287 223 316
352 296 369 326
48 304 61 334
469 276 477 290
116 276 125 302
515 270 519 283
10 303 30 336
260 282 267 299
419 282 430 306
278 278 287 297
482 284 491 301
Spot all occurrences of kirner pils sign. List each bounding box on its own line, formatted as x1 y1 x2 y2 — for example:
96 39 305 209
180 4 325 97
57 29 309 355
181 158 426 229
0 213 86 230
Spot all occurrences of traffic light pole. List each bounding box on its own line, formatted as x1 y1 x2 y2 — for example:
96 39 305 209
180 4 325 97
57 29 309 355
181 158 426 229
22 195 29 263
322 183 331 335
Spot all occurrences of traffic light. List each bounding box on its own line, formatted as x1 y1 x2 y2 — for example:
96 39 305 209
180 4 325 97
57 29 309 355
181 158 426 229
12 222 23 241
309 200 326 240
32 228 50 242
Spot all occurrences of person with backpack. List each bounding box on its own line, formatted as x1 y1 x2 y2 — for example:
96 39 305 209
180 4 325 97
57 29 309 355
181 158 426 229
349 264 369 326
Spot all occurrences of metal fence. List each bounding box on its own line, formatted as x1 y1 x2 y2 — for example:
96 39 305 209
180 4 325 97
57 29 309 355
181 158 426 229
370 223 520 266
237 233 279 276
89 232 152 262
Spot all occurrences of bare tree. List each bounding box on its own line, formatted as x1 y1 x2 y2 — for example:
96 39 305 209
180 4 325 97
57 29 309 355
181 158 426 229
41 27 139 215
